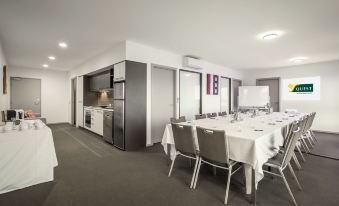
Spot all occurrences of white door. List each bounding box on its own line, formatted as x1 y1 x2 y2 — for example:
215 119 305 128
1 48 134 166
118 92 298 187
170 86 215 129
179 70 201 120
220 77 230 113
151 65 176 144
76 76 84 127
10 77 41 117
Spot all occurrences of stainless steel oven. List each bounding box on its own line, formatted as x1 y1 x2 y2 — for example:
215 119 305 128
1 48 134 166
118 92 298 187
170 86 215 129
85 110 91 128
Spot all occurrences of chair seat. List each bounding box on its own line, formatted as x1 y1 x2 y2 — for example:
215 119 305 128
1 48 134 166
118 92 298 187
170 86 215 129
265 153 284 167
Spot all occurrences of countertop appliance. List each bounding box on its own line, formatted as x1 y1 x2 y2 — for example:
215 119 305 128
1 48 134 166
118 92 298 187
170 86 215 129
103 110 113 144
85 110 91 128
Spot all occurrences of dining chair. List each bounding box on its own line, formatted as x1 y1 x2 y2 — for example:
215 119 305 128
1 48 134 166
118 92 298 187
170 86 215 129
302 113 316 147
298 116 311 154
168 123 199 188
193 127 242 205
263 125 302 206
195 114 207 120
308 112 318 142
170 116 186 124
207 113 217 118
281 121 302 170
218 111 227 116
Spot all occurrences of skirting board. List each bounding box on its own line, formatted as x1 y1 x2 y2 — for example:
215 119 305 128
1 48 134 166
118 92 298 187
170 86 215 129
313 130 339 135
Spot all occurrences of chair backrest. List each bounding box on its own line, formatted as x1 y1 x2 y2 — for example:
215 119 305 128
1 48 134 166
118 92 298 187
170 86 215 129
196 127 229 164
283 120 300 148
306 112 316 131
171 123 196 155
218 111 227 116
170 116 186 124
300 115 310 134
195 114 207 120
207 113 217 118
282 126 302 168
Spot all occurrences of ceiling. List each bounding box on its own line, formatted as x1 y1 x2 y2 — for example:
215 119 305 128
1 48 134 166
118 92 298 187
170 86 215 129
0 0 339 71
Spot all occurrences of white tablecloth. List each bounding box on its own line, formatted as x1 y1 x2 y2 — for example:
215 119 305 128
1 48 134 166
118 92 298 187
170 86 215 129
0 126 58 194
161 112 304 194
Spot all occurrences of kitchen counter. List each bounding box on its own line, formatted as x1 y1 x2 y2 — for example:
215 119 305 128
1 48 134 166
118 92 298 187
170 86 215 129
84 106 113 111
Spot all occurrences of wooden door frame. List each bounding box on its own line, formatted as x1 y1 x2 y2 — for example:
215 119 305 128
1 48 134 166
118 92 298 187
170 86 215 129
256 77 280 112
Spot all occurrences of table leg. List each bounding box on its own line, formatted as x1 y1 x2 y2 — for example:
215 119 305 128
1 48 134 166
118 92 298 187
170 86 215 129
250 168 256 205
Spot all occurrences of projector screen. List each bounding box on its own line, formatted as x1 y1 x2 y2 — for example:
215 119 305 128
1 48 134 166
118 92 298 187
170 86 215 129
239 86 270 107
282 76 321 101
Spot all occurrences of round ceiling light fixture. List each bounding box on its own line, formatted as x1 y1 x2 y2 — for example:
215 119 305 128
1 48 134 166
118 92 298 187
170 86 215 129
262 33 279 40
48 56 56 60
289 57 308 63
42 64 49 68
257 30 284 41
58 42 68 48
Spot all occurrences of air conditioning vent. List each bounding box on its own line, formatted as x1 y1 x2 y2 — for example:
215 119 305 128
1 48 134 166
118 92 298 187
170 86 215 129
183 57 203 70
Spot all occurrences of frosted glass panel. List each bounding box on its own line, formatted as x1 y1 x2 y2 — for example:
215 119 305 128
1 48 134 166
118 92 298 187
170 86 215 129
180 71 201 120
220 77 230 113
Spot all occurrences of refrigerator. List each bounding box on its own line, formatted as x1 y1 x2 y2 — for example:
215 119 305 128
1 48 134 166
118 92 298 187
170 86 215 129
112 60 147 151
113 82 125 150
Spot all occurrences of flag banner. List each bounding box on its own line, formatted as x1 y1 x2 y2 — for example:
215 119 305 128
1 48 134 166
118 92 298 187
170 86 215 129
207 74 219 95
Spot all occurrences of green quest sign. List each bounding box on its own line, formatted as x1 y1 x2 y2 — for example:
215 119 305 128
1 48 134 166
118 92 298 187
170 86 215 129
288 83 313 93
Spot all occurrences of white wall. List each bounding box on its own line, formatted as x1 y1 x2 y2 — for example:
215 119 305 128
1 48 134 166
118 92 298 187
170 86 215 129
126 41 244 145
0 40 9 111
9 66 69 124
243 60 339 133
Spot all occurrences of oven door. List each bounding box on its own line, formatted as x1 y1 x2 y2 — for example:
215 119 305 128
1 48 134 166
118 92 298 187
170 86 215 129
85 111 91 128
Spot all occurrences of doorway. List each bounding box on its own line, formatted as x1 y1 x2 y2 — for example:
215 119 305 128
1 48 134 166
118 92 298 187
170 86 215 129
256 78 280 112
220 77 231 114
71 78 77 125
10 77 41 116
151 65 176 144
232 79 242 111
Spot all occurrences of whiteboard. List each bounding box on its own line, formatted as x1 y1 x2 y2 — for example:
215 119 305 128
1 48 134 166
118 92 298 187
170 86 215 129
238 86 270 107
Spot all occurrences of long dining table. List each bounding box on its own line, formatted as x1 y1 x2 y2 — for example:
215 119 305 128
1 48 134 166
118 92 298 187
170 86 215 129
161 112 306 204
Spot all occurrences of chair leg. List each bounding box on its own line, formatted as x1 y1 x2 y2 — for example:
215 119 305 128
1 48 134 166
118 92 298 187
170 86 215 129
279 168 298 206
193 158 202 189
288 163 302 190
292 153 302 170
296 144 306 162
305 134 314 148
213 166 217 176
224 166 232 205
310 130 318 142
309 132 316 145
300 138 311 153
168 155 177 177
190 157 199 189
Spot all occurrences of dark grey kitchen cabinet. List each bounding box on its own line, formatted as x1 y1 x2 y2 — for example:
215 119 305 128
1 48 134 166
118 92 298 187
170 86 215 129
90 71 111 91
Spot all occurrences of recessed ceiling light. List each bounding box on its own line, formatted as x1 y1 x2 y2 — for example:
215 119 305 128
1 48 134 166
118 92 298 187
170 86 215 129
290 57 308 63
58 42 68 48
42 64 49 68
48 56 56 60
257 31 284 40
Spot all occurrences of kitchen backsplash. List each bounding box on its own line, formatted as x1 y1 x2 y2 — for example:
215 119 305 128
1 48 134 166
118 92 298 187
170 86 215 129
98 90 113 106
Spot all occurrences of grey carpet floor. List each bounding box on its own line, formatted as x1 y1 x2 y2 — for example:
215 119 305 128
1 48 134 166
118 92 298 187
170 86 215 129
311 131 339 160
0 123 339 206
